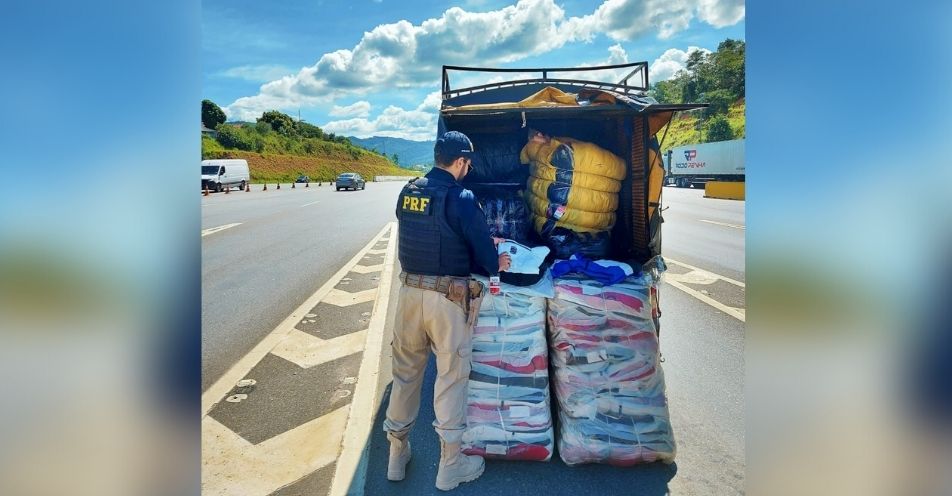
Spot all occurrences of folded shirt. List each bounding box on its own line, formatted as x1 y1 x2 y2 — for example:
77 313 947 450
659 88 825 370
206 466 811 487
498 239 550 275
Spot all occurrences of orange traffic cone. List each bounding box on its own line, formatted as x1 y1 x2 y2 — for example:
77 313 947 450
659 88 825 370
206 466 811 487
263 183 268 191
292 182 296 189
305 182 309 188
203 185 209 196
225 185 229 194
245 183 250 192
277 183 281 190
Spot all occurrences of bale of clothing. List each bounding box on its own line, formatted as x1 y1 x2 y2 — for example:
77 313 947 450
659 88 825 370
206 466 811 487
520 136 626 259
462 288 555 461
546 264 676 466
477 189 532 244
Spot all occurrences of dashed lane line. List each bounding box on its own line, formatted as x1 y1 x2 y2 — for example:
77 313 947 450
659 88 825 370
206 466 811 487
301 200 321 207
698 219 745 230
202 223 242 237
201 223 393 416
329 221 398 496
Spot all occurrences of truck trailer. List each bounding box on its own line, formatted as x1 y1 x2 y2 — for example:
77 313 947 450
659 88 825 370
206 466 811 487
663 138 745 188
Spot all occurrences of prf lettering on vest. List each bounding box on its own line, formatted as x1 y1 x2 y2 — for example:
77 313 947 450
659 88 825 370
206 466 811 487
401 195 431 214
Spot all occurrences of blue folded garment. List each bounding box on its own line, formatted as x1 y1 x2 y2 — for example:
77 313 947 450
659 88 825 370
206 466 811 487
551 254 636 286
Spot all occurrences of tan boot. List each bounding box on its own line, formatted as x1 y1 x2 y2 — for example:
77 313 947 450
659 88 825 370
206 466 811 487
435 439 484 491
386 432 411 481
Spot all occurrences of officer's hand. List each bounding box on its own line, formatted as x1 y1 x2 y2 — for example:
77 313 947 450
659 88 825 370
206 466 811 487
498 253 512 272
492 237 505 247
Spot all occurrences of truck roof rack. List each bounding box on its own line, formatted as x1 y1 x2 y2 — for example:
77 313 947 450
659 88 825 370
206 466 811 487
441 62 649 100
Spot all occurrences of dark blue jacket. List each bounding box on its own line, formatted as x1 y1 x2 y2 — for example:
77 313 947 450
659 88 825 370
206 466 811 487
396 168 498 277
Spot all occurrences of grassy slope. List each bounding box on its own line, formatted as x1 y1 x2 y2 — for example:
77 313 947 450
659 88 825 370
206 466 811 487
201 135 418 182
658 98 745 152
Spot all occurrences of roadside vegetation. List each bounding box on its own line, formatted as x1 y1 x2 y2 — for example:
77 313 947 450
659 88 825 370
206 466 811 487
200 101 416 182
648 39 745 152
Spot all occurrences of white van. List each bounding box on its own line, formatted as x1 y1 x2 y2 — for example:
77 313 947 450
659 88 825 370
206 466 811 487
202 159 250 192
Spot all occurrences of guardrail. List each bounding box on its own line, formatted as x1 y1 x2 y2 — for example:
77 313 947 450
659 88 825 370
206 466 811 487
374 176 418 182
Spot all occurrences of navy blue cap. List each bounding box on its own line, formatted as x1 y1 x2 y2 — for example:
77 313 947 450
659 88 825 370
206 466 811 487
434 131 475 161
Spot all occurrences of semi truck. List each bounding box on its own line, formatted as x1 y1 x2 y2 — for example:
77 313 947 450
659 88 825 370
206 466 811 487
663 138 744 188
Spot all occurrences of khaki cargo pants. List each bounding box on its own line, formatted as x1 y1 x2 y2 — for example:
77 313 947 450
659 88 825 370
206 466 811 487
383 281 477 444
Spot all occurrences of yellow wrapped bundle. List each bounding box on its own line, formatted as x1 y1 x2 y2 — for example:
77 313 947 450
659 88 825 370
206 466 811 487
532 215 605 235
529 163 621 193
520 137 627 181
526 192 616 231
528 178 619 213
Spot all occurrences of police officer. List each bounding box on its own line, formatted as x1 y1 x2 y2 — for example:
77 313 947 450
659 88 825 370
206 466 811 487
384 131 511 491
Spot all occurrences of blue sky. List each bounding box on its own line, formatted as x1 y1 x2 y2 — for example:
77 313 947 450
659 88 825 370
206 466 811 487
203 0 745 140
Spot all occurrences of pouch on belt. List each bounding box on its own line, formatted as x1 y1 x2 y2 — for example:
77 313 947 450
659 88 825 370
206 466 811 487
443 279 484 331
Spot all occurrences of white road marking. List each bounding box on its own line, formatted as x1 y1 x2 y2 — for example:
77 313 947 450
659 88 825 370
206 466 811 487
323 288 378 307
330 221 398 496
300 200 321 207
665 279 745 322
202 223 393 416
271 329 368 369
201 406 350 496
665 257 745 288
350 264 384 274
365 248 387 255
202 223 242 237
699 219 745 230
663 257 745 322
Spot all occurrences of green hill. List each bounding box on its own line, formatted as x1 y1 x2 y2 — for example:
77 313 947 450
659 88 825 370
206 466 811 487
202 133 416 183
658 98 745 153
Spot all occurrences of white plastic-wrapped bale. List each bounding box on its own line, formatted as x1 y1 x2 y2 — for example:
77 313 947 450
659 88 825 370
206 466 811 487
462 289 554 461
547 265 675 466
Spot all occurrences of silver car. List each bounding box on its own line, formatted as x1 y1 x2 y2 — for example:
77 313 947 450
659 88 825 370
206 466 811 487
336 172 365 191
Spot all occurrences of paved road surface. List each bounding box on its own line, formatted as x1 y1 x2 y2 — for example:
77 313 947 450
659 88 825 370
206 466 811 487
201 181 745 495
201 182 406 391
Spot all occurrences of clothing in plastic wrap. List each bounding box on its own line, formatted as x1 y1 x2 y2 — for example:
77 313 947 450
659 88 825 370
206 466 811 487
477 189 531 244
463 137 528 185
529 178 619 213
520 137 627 181
547 261 675 466
526 191 616 231
528 162 621 193
462 289 554 461
544 227 611 259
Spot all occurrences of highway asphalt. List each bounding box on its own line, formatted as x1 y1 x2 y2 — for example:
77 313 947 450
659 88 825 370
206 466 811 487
201 181 407 391
201 180 745 494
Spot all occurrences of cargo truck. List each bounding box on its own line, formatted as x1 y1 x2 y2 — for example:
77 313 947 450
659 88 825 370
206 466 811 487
663 138 744 188
438 63 705 330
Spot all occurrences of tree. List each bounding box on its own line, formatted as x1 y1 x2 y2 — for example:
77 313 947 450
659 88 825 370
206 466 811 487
705 115 734 142
255 121 272 135
391 153 400 165
701 89 734 118
297 121 324 140
258 110 296 136
202 99 226 129
215 124 256 151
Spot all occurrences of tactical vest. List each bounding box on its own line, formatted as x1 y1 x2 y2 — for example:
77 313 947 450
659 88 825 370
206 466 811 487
397 177 472 276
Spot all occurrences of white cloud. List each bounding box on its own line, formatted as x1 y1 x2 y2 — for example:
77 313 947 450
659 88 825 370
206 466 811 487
329 100 372 118
322 94 440 141
650 46 711 81
224 0 744 120
218 64 294 82
697 0 745 27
